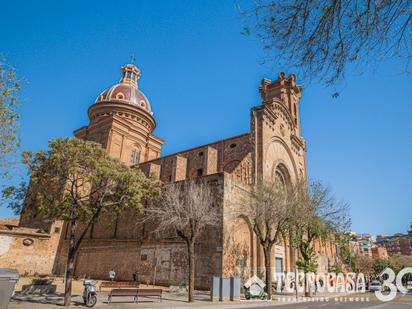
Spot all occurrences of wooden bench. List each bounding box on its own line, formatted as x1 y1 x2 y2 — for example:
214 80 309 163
107 288 162 304
99 281 139 291
137 288 162 302
107 289 138 304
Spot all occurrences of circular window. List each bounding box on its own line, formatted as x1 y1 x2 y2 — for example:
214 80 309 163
140 100 146 108
116 93 125 100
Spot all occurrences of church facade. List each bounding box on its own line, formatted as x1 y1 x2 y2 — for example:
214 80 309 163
13 63 337 288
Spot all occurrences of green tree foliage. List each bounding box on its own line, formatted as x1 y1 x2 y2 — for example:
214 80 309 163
328 264 343 274
0 56 21 178
372 258 392 275
242 1 412 85
372 257 409 278
297 259 318 273
335 232 356 270
3 138 160 306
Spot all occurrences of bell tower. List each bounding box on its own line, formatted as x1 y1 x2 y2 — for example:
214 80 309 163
251 72 306 183
259 72 302 137
74 63 163 166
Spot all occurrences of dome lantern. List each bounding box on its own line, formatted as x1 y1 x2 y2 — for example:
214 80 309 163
120 63 141 89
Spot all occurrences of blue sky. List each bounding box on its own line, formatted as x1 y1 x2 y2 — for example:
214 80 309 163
1 0 411 235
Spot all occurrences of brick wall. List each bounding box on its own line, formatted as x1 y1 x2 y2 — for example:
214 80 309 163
139 133 252 185
52 173 225 289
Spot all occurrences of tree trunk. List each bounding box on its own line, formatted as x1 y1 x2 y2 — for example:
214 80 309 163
304 271 311 297
294 249 298 300
263 246 272 300
187 240 195 302
62 207 100 306
64 220 76 306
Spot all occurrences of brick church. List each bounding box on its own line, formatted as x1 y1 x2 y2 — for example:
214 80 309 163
1 63 337 288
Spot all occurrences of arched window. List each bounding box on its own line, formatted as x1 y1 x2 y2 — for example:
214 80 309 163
130 149 140 165
273 163 291 188
275 170 286 186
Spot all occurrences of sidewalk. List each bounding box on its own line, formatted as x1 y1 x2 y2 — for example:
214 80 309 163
10 290 286 308
9 277 357 308
10 290 357 309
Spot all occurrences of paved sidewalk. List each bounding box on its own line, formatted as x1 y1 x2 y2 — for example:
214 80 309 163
9 277 362 309
10 291 280 308
10 290 358 309
10 295 285 309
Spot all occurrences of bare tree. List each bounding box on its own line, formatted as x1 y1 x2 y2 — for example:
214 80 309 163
241 0 412 86
143 179 219 302
288 179 350 296
236 179 304 300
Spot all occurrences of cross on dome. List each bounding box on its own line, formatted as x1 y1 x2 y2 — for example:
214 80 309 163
130 54 136 65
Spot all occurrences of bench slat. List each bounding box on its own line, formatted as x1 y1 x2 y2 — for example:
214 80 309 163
137 289 162 296
110 289 138 296
107 288 162 305
100 281 139 291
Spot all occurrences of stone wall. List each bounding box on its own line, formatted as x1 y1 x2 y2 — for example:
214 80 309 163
0 218 19 226
0 221 63 276
221 176 253 283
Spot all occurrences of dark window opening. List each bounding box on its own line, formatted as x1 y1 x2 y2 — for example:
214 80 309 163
197 168 203 177
168 175 172 182
198 151 204 157
54 227 61 234
230 143 237 148
130 149 140 165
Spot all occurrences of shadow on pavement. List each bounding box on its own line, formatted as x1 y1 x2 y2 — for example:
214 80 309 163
11 292 84 306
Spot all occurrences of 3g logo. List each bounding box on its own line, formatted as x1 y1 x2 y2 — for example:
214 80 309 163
375 267 412 302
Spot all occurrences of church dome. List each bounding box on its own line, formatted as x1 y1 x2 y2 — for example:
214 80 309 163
94 64 152 114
